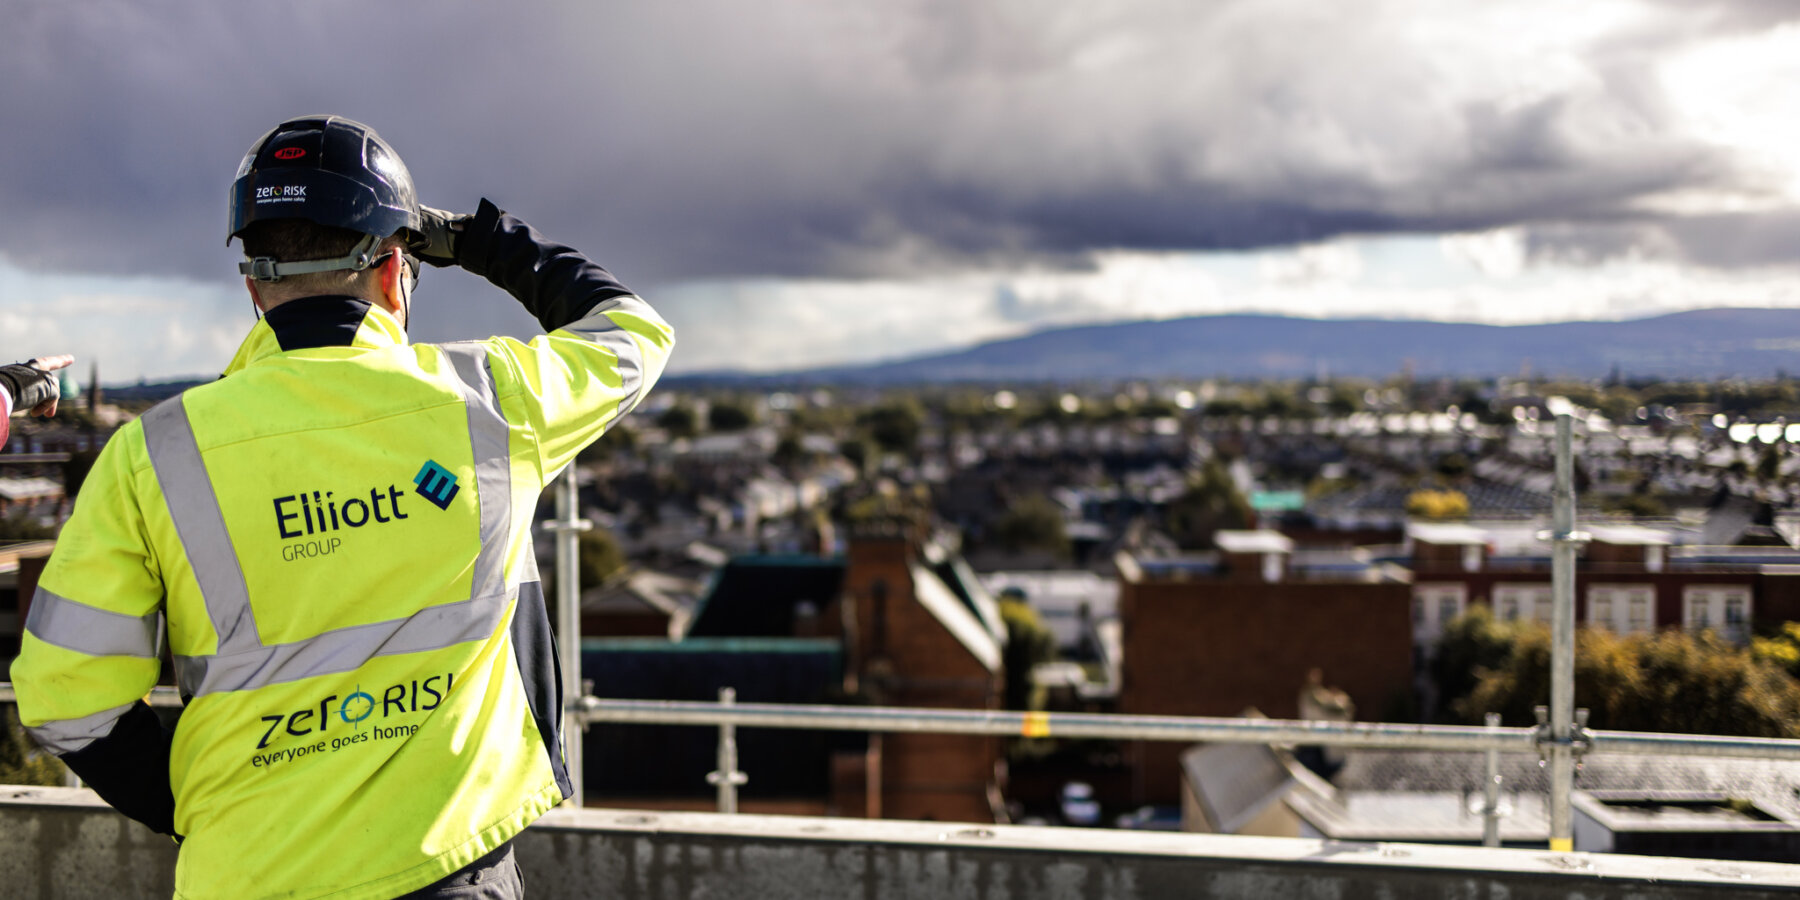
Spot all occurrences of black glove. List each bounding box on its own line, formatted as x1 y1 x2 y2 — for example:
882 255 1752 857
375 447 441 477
0 362 57 412
411 206 475 268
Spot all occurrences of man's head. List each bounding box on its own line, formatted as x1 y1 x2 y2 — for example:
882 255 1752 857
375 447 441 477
237 220 414 307
228 116 422 318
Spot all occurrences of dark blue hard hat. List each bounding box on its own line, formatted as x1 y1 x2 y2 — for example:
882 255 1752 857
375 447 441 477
228 115 421 246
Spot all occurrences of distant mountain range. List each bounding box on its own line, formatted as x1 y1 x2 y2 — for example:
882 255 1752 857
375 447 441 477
679 308 1800 384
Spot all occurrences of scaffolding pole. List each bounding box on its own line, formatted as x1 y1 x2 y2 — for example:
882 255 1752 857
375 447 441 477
706 687 748 813
1548 401 1578 852
550 466 592 807
1482 712 1502 848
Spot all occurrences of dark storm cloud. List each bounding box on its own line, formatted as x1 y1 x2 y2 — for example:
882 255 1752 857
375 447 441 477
0 0 1793 299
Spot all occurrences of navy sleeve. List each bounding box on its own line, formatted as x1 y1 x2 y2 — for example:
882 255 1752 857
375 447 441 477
456 199 636 333
60 701 178 837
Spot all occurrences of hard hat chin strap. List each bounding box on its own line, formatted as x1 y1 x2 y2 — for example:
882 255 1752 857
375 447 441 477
239 233 382 283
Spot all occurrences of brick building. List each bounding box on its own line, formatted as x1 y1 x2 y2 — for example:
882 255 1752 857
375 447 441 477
1116 532 1413 805
1407 522 1800 654
838 525 1005 822
656 525 1007 823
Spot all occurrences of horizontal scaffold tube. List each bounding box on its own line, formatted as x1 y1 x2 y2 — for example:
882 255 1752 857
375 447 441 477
7 685 1800 761
578 698 1537 751
578 698 1800 761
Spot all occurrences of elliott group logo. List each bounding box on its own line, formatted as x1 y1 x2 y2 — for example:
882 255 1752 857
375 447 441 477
270 461 456 562
414 460 460 510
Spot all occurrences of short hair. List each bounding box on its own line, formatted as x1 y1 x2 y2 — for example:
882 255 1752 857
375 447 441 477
238 220 406 297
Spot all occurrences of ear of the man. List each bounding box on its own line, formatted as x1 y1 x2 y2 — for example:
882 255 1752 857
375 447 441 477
378 249 408 315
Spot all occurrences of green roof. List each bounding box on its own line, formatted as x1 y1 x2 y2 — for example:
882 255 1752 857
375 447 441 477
1250 489 1306 512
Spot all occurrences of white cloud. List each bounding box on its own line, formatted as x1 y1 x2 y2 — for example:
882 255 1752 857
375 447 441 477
0 256 245 382
1659 21 1800 206
1259 242 1364 287
660 235 1800 374
1441 229 1527 278
7 1 1800 380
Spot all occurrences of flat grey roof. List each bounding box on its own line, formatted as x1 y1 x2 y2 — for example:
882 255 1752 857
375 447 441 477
1215 530 1294 554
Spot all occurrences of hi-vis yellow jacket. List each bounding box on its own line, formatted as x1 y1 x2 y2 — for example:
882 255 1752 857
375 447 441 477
10 203 674 899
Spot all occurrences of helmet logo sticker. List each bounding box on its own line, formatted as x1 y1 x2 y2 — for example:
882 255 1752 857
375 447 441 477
273 147 307 160
254 184 307 205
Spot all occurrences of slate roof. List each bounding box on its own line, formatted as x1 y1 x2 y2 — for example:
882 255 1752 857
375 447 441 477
684 555 846 638
911 563 1002 673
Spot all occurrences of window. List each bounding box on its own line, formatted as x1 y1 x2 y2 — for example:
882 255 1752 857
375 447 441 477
1494 584 1553 624
1497 594 1520 621
1591 592 1612 627
1683 586 1752 644
1588 584 1655 634
1412 583 1467 645
1726 597 1747 627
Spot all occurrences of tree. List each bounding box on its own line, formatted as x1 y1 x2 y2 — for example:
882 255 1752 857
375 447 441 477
858 402 923 456
1751 622 1800 679
656 405 698 439
998 593 1059 711
771 432 806 471
1603 489 1668 518
577 528 627 587
545 527 629 609
1757 445 1783 485
1406 489 1469 520
991 494 1070 558
839 437 875 476
0 708 64 786
707 401 754 432
1431 605 1519 716
1165 458 1251 549
1434 452 1470 480
577 424 637 464
1442 614 1800 738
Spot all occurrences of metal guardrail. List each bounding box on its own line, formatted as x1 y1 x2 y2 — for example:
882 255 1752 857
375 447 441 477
20 685 1800 762
0 453 73 464
580 697 1536 750
10 685 1800 851
576 696 1800 760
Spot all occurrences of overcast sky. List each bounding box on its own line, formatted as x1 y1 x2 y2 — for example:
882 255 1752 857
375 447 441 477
3 0 1799 381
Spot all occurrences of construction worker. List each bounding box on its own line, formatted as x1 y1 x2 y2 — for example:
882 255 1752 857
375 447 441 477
0 354 74 445
9 115 675 898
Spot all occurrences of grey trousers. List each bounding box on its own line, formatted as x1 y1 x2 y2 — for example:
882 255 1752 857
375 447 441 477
397 842 524 899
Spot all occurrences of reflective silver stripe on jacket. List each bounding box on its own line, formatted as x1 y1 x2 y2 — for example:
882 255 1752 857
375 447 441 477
143 398 260 655
24 587 164 658
440 343 513 606
558 294 650 417
144 357 516 697
25 701 136 755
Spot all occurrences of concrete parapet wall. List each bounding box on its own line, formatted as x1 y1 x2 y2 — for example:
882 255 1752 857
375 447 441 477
2 786 1799 898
